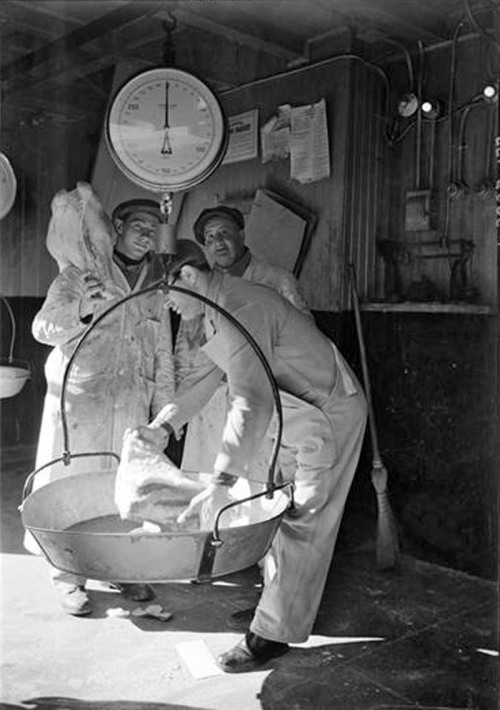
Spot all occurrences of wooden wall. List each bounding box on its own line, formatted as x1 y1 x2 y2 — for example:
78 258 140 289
380 36 497 307
0 103 105 297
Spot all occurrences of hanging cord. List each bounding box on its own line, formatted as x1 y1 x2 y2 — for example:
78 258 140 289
383 38 415 94
0 293 16 362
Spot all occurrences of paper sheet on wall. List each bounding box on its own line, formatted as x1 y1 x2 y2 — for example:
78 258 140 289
261 104 291 163
245 189 308 273
290 98 330 184
222 109 259 164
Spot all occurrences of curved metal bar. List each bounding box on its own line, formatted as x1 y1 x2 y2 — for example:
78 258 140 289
211 481 295 544
0 293 17 362
21 451 120 504
58 277 283 493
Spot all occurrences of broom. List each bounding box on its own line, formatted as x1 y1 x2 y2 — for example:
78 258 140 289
349 264 399 569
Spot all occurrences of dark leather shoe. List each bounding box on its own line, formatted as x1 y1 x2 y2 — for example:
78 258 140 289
111 583 155 602
217 631 289 673
59 585 92 616
227 606 256 632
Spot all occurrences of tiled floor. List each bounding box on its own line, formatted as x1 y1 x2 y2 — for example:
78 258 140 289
1 448 498 710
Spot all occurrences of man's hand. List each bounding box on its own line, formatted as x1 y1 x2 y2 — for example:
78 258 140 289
79 272 109 320
177 480 233 529
130 424 170 451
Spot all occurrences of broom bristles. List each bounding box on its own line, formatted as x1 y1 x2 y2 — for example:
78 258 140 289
375 488 400 569
372 463 399 569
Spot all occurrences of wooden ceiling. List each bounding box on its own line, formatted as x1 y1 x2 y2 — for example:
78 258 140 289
1 0 497 119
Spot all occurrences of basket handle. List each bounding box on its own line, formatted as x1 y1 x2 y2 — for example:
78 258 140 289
20 451 120 505
59 279 284 493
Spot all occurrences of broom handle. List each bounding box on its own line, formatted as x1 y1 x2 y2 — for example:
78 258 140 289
349 264 383 466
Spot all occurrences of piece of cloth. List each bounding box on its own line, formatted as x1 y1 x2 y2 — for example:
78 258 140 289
156 272 367 642
177 252 310 477
114 426 204 528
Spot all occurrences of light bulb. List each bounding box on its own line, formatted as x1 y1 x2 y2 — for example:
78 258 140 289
482 85 498 102
421 99 440 119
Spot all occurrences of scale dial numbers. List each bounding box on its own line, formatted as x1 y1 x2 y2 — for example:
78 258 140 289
106 67 227 192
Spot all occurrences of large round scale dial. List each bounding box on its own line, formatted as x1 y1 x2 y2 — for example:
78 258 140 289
105 67 228 192
0 153 17 221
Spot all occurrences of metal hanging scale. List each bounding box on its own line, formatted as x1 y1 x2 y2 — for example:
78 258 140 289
104 17 228 255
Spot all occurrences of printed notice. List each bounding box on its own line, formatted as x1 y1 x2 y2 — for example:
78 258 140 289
222 109 259 164
290 98 330 184
261 104 291 163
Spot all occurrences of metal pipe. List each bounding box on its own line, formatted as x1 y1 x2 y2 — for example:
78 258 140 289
415 41 424 190
443 20 465 247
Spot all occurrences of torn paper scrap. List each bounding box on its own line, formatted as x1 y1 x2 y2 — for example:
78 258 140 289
176 639 223 679
131 604 173 622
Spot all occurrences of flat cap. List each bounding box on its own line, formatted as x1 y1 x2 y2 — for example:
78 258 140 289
193 205 244 244
112 199 161 223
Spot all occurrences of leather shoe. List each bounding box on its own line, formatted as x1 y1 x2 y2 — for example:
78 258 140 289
217 631 289 673
111 583 155 602
58 585 92 616
227 606 256 632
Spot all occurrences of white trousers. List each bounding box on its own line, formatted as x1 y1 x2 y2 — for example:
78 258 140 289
250 368 367 644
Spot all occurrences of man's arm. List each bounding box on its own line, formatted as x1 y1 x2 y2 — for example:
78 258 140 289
150 303 176 418
32 265 111 347
213 302 276 477
151 343 225 434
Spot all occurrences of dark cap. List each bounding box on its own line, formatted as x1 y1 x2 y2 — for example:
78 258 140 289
167 239 210 279
193 205 244 244
112 199 161 223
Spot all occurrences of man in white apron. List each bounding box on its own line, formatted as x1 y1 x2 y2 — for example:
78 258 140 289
148 240 367 672
30 194 174 616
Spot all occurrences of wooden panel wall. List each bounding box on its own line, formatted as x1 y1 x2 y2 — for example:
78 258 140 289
1 109 103 297
382 36 497 307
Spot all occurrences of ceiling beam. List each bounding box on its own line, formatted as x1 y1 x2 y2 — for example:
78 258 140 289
165 8 305 62
1 0 172 96
342 0 450 42
0 0 81 38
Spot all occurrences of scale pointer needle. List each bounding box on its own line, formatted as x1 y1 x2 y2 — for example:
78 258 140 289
161 81 172 155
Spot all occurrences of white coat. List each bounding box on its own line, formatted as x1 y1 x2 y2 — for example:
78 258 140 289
160 272 367 642
32 259 174 484
177 253 310 476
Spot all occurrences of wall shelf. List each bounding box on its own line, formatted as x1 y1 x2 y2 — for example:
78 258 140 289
361 302 495 315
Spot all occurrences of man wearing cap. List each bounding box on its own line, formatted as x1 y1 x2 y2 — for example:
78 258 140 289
145 239 367 673
176 204 310 479
30 195 174 616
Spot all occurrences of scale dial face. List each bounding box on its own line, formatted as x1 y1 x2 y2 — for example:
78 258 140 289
0 153 17 221
106 67 228 192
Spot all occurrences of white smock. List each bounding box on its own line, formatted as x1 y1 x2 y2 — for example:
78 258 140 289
158 272 367 643
176 253 310 479
26 185 174 574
